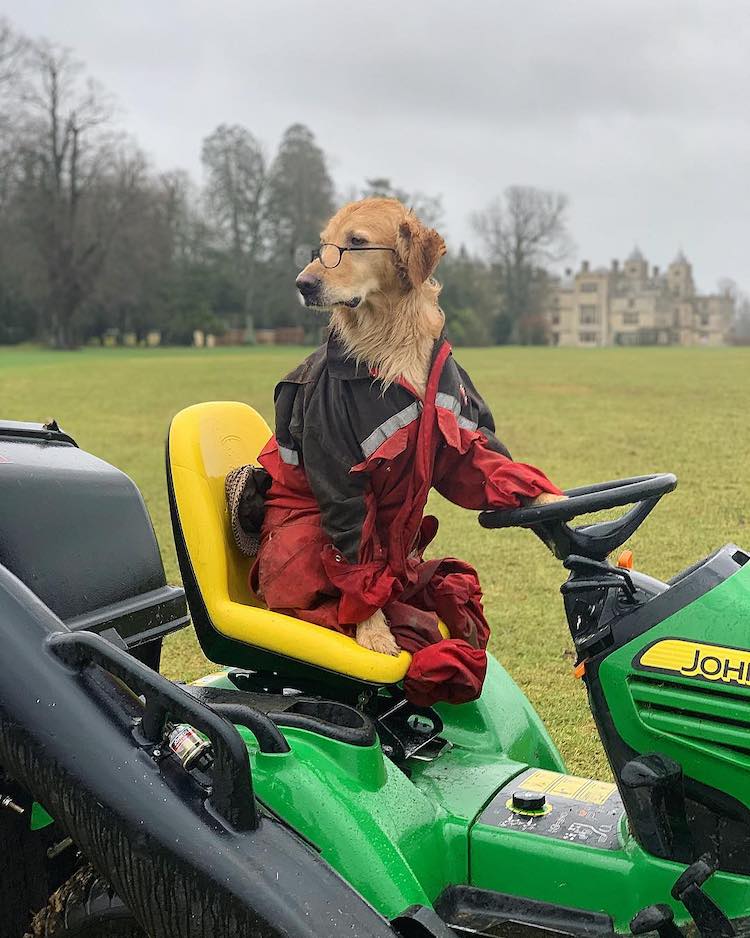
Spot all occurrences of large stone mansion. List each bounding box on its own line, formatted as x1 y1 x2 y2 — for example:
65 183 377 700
546 249 733 346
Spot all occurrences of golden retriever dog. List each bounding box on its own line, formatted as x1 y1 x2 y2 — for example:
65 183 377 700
288 198 563 657
297 198 445 396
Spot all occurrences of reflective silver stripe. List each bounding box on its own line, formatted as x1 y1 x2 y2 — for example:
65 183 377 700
278 445 299 466
437 391 476 430
457 415 478 431
435 392 461 416
360 402 420 458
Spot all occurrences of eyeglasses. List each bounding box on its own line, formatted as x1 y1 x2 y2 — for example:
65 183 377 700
310 243 396 269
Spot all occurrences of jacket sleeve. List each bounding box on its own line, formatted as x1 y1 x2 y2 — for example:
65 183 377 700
434 365 563 510
300 378 402 625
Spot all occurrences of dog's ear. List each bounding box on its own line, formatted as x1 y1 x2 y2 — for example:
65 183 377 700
395 214 446 288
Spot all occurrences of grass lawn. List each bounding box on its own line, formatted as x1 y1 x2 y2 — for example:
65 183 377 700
2 342 749 777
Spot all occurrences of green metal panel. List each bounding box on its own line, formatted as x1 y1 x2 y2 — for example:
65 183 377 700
598 559 750 811
250 731 446 916
434 655 567 773
196 634 750 931
470 822 750 933
197 653 565 919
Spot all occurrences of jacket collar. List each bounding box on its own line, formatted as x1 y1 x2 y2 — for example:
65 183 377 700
326 330 449 382
326 331 372 379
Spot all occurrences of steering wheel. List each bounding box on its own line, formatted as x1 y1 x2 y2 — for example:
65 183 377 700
479 474 677 561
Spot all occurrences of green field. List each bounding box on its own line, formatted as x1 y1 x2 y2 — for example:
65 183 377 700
2 343 749 777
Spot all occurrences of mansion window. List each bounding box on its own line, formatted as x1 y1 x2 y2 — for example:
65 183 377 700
579 305 599 324
580 281 598 293
579 332 598 343
623 311 639 325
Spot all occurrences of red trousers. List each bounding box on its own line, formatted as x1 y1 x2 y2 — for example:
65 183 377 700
251 510 489 706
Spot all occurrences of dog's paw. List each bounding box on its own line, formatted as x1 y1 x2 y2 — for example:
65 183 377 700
356 611 401 657
529 492 567 507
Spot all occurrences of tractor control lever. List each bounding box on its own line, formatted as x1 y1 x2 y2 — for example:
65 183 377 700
671 856 735 938
620 754 692 860
630 903 684 938
563 556 636 595
630 855 737 938
561 555 637 655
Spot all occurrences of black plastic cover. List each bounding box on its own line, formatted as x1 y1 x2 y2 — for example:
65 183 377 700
0 419 188 647
435 886 615 938
0 564 402 938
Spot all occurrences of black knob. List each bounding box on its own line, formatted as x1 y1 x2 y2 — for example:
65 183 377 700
621 754 683 789
671 855 717 899
512 790 546 813
630 903 683 938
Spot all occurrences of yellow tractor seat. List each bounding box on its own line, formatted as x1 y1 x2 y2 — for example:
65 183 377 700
166 402 411 689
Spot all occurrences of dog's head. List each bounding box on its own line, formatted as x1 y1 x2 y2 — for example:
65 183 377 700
296 198 446 311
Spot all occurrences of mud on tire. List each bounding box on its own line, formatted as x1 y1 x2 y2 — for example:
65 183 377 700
25 866 146 938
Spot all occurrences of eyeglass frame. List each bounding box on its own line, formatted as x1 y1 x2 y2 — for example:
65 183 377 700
310 243 396 269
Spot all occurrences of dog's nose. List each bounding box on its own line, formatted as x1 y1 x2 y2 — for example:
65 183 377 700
296 274 321 298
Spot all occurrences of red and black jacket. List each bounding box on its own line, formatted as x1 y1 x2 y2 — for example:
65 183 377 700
258 332 561 629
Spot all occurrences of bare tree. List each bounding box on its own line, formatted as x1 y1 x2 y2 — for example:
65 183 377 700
12 39 145 347
717 277 739 302
0 17 25 93
472 186 572 343
0 21 33 343
0 19 26 196
201 124 266 315
160 169 205 262
719 279 750 343
734 296 750 341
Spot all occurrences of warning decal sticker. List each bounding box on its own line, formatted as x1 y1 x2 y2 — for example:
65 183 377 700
519 769 617 806
478 768 624 851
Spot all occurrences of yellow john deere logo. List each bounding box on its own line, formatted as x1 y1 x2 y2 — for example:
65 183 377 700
636 639 750 688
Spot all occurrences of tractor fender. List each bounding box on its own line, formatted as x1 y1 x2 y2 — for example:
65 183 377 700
0 564 403 938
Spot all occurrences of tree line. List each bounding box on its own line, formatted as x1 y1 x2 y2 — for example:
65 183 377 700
0 17 573 349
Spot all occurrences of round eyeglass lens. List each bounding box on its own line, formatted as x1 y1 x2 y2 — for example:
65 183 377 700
319 244 342 268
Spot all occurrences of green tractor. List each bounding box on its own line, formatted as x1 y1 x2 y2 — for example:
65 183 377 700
1 404 749 938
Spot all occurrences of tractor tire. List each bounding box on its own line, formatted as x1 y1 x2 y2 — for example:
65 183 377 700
0 802 50 938
24 866 146 938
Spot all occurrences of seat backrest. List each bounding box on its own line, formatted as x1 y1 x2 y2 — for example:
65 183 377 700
168 402 271 610
167 401 410 689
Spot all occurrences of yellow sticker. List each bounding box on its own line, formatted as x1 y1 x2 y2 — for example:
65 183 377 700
638 639 750 689
548 775 589 799
576 780 619 805
521 770 617 806
520 770 562 794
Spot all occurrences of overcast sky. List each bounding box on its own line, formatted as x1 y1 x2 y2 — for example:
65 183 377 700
5 0 749 291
